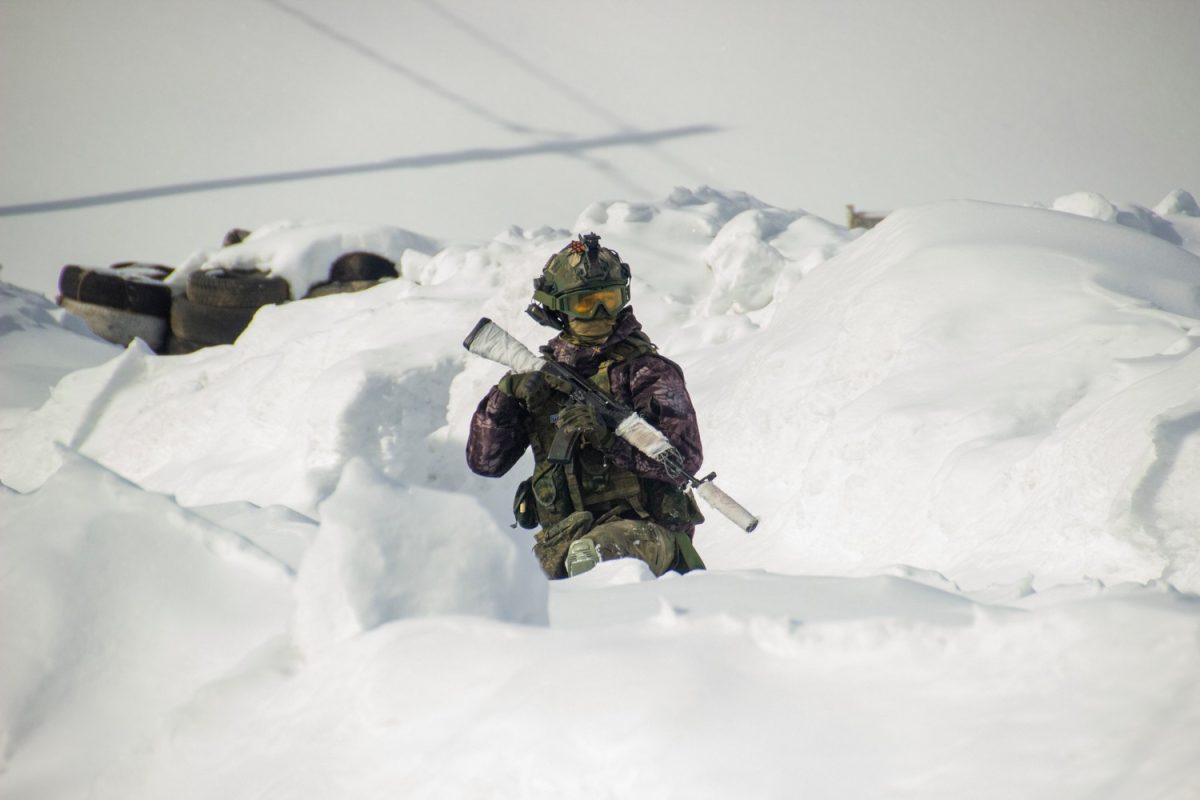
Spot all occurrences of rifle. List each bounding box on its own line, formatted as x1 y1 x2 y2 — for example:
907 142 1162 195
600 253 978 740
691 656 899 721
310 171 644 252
462 317 759 533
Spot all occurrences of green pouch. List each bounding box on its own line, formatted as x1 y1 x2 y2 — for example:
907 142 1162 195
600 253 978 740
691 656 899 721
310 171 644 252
513 478 538 529
672 530 706 574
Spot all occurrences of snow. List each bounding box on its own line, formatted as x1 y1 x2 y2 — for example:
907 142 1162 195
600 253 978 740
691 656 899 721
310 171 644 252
291 458 547 658
76 587 1200 800
4 187 1200 798
169 221 441 299
4 3 1200 796
700 200 1200 591
0 453 291 799
0 284 118 430
1155 189 1200 218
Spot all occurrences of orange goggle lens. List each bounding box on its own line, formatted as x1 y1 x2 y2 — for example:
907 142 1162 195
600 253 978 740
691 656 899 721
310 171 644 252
563 287 626 318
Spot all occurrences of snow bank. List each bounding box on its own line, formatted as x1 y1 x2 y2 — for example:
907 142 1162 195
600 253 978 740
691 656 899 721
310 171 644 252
6 190 1200 596
88 584 1200 800
172 221 442 298
0 453 291 798
292 459 546 657
0 282 117 430
1 277 478 512
572 186 852 340
4 188 1200 799
698 199 1200 591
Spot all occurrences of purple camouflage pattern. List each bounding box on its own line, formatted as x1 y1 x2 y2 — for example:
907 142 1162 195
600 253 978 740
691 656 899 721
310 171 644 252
466 311 703 489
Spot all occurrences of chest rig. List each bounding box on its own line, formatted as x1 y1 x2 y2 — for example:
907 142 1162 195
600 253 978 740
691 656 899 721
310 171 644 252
520 334 662 528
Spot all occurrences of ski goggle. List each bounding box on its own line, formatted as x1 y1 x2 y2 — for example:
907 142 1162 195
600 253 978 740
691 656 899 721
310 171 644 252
551 285 629 319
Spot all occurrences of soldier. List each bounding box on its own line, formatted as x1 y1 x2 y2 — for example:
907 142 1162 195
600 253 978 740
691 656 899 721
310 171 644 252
467 233 707 579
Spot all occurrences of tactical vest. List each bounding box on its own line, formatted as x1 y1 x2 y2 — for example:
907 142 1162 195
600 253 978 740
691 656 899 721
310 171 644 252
519 333 704 533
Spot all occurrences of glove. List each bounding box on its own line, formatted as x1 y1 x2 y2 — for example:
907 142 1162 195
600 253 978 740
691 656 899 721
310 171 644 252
556 404 615 450
497 370 572 409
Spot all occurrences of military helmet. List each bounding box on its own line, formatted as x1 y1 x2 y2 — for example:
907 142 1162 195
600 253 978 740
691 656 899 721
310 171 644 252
532 233 630 320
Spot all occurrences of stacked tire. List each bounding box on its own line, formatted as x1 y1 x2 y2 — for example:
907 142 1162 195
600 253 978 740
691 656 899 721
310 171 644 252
168 269 290 354
304 251 397 298
57 263 174 352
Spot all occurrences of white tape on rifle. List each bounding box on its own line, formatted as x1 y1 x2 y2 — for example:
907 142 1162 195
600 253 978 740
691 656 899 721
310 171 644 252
696 481 759 532
614 414 675 459
467 320 547 374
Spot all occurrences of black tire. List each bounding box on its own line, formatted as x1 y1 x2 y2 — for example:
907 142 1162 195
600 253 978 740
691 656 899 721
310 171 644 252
164 334 208 355
304 279 389 298
186 269 290 308
57 264 173 318
58 265 88 298
222 228 251 247
329 251 397 282
170 295 260 345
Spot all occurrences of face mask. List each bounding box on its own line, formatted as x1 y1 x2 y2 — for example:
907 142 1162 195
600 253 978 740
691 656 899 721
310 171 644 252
565 316 617 344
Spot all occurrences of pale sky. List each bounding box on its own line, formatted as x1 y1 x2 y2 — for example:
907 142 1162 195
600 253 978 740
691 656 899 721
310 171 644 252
2 0 1198 293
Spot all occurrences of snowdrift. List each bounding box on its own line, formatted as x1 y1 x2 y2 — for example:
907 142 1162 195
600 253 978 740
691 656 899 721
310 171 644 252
0 454 291 798
6 191 1199 590
702 199 1200 591
3 188 1200 798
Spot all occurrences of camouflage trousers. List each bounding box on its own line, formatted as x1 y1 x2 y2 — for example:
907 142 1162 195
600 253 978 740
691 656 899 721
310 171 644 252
532 510 677 579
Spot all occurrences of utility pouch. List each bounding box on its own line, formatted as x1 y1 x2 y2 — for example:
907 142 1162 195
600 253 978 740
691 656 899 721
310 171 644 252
672 530 706 574
513 478 538 529
531 461 572 523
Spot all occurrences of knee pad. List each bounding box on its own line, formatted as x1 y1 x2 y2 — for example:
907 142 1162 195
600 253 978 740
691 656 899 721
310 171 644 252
564 538 601 577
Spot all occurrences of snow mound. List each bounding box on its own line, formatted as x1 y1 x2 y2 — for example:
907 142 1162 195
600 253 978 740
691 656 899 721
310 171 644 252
4 188 1200 799
1050 190 1192 247
173 221 442 298
0 453 291 798
87 587 1200 800
1052 190 1118 222
6 191 1200 597
0 278 478 512
0 283 117 429
1155 188 1200 217
571 186 849 344
696 200 1200 591
292 459 546 657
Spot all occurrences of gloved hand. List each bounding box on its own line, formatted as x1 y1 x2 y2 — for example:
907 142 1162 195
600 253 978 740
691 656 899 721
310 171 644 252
497 370 572 409
556 404 615 450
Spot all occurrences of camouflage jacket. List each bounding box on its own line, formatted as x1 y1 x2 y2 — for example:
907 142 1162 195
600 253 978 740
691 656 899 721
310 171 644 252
466 311 704 532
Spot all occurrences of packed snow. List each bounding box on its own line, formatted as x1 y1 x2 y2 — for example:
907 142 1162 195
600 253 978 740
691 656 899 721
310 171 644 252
3 186 1200 798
